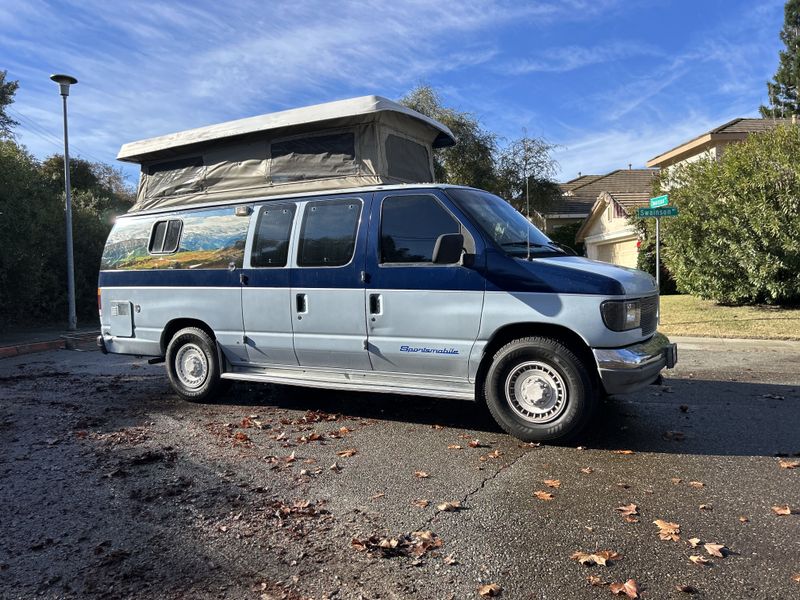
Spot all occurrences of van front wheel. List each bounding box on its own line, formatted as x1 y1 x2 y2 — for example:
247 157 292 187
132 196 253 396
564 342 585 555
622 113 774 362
166 327 226 401
483 337 595 442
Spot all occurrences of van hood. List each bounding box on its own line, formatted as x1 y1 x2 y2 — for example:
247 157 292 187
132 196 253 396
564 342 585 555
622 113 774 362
534 256 657 296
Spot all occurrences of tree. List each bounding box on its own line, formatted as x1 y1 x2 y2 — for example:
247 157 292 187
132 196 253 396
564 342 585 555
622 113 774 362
649 124 800 305
0 70 19 138
495 134 560 216
760 0 800 117
400 85 498 190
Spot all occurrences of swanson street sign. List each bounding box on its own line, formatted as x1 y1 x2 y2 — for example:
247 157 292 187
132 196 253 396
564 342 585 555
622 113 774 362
637 206 678 218
649 194 669 208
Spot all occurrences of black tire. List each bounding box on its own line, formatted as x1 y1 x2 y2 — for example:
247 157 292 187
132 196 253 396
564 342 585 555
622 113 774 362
482 336 596 443
165 327 227 401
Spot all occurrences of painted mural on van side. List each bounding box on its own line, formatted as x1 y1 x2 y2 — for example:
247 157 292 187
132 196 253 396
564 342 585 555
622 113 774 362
101 207 248 271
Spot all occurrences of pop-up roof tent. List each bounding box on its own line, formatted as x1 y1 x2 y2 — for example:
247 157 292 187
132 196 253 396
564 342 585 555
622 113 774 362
118 95 456 212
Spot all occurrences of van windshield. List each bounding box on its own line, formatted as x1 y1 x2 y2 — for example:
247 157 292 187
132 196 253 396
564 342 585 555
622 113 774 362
446 188 565 257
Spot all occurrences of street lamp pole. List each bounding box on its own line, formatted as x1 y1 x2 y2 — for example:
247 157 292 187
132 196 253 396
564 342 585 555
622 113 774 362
50 73 78 331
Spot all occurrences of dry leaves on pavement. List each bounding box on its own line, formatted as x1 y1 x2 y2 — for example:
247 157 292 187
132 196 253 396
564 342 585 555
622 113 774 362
533 490 554 501
653 519 681 541
587 575 608 586
611 450 634 455
412 499 430 509
414 470 430 479
778 459 800 469
688 537 701 548
580 467 594 474
477 583 502 597
609 579 640 598
351 530 442 558
771 505 793 516
687 481 705 489
436 501 462 512
447 444 463 450
336 448 357 458
689 555 710 566
544 479 561 489
704 543 729 558
615 503 639 522
676 584 699 594
571 550 622 567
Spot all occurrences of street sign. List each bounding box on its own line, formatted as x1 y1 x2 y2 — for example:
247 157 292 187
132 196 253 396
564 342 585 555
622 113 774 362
637 206 678 218
650 194 669 208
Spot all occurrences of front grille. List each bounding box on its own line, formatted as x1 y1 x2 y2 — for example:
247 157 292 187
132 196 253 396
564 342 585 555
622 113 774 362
640 295 658 336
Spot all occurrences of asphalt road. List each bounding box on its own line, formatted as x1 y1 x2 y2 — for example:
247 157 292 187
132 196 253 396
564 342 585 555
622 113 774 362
1 337 798 599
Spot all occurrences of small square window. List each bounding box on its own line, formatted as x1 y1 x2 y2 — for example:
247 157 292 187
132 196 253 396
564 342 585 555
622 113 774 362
149 219 182 254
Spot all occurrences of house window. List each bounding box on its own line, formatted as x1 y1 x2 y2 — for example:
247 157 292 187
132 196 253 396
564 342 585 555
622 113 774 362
251 204 296 267
148 219 183 254
380 195 460 263
297 199 362 267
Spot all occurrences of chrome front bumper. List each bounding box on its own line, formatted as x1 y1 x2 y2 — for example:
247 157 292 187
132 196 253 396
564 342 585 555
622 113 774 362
593 332 677 395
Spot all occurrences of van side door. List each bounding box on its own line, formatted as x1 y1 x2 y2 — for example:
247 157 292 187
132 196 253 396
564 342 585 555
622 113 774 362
365 191 485 378
290 194 372 370
241 202 299 366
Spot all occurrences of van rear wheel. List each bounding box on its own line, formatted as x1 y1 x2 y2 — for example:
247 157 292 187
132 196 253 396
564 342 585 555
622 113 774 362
483 336 596 443
166 327 227 401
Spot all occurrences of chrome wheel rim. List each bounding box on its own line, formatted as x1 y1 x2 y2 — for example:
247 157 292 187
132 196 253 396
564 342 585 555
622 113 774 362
175 343 208 389
504 361 567 424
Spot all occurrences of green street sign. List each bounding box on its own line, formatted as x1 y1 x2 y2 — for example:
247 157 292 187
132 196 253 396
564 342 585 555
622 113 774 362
638 206 678 218
650 194 669 208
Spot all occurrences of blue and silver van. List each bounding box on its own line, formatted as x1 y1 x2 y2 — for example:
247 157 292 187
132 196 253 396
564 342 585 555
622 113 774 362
98 97 676 442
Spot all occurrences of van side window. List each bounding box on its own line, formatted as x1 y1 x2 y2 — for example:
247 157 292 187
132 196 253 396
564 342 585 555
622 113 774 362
148 219 182 254
297 199 361 267
251 205 296 267
380 195 460 264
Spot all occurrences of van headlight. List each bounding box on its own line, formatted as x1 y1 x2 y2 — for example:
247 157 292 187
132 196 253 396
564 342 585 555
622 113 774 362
600 300 641 331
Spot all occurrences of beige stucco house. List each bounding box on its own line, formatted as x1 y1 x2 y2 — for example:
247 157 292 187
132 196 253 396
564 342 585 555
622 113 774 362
574 192 650 268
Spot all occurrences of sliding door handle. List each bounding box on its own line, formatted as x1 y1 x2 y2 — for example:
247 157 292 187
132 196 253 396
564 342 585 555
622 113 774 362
296 293 308 315
369 293 382 315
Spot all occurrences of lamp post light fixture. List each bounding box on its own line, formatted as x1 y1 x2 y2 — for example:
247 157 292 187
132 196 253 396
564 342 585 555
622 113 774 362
50 73 78 331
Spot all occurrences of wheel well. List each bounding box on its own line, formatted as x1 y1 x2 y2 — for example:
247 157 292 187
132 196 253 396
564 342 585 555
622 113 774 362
160 318 216 355
475 323 597 393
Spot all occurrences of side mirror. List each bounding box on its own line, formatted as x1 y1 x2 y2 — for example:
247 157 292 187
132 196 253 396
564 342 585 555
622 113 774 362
432 233 464 264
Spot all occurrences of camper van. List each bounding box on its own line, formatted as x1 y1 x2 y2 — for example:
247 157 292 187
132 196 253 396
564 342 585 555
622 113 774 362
98 96 676 442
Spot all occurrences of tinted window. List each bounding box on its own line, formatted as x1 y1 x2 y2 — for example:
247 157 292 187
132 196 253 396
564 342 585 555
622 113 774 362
297 199 361 267
271 133 356 183
385 134 431 182
251 204 296 267
148 219 182 254
380 195 460 263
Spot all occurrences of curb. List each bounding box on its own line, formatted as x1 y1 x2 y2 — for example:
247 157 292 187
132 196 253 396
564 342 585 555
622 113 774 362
0 339 66 359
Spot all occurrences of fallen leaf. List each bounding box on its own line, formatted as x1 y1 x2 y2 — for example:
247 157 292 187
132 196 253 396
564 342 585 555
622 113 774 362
609 579 639 598
329 462 342 473
771 505 792 516
468 439 482 448
285 451 296 463
447 444 463 450
233 431 250 443
616 482 631 489
369 492 385 501
688 481 704 489
739 516 749 523
336 448 357 458
436 501 462 512
612 450 634 455
544 479 561 489
653 519 681 541
412 499 429 508
580 467 594 474
699 504 712 511
615 504 639 517
571 550 622 567
688 537 701 548
779 459 800 469
676 584 699 594
443 554 458 565
703 543 728 558
587 575 608 586
671 478 683 484
792 573 800 583
534 490 554 501
689 555 710 566
240 417 253 428
432 424 444 430
351 530 442 559
414 470 430 479
485 449 503 459
477 583 502 597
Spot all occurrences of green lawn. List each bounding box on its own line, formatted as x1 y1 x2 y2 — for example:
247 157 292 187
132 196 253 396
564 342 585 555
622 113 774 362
658 295 800 340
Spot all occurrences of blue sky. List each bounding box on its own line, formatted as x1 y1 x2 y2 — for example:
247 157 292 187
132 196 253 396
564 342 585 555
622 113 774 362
0 0 786 187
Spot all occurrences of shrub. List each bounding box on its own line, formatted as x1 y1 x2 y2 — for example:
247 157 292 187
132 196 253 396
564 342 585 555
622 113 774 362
654 124 800 305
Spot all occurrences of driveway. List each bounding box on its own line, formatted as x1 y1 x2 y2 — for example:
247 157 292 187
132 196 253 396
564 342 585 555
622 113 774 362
1 337 798 599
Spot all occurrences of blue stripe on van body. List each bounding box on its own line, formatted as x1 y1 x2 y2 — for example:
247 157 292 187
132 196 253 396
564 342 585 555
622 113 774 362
99 269 241 288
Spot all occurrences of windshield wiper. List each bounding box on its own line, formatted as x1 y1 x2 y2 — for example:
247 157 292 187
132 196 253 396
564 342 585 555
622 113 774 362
500 241 566 257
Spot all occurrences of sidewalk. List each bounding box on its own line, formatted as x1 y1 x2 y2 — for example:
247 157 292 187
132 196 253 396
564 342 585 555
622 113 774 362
0 324 99 358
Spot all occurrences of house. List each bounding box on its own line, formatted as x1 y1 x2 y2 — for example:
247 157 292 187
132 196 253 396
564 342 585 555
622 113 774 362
537 168 657 234
574 192 651 267
646 117 791 173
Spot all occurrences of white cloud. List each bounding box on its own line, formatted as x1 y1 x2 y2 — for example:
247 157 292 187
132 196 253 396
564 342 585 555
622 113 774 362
503 41 659 74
